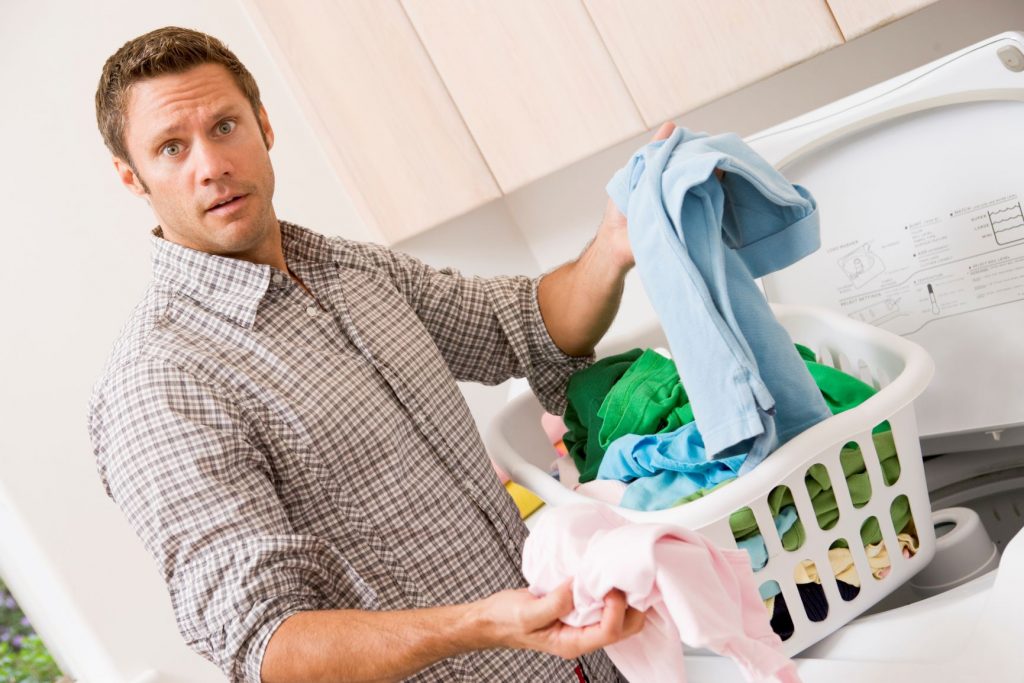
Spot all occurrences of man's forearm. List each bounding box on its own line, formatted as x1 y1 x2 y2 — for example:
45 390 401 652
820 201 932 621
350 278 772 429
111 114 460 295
261 580 645 682
537 227 631 357
261 603 485 683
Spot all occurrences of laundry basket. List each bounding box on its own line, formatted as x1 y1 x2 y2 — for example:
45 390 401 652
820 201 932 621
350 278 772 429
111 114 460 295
485 302 936 655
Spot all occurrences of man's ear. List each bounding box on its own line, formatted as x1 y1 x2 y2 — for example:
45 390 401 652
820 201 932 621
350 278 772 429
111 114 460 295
113 156 148 197
258 104 274 151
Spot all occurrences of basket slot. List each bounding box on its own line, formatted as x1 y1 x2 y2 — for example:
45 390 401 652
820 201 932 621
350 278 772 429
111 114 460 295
856 516 884 584
828 538 861 602
880 494 915 573
847 548 875 594
875 421 902 487
794 558 848 623
803 463 838 531
891 495 919 571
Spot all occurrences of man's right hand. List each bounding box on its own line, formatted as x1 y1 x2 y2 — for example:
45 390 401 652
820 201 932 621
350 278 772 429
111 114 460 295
469 580 647 659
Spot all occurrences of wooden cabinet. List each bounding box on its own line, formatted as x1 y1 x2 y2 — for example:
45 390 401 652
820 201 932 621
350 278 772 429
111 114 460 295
244 0 939 243
827 0 939 40
401 0 645 193
583 0 844 127
244 0 501 244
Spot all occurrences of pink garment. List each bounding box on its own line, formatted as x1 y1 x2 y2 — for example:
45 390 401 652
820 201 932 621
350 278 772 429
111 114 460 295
555 456 581 490
522 505 800 683
490 458 511 484
541 412 569 445
575 480 628 506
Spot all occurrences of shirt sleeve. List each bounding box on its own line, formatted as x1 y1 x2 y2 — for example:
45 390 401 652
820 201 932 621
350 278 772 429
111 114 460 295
88 358 371 683
341 239 594 414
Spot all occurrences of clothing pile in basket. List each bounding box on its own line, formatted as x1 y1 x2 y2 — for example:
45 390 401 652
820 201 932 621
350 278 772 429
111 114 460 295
518 127 914 681
540 341 919 629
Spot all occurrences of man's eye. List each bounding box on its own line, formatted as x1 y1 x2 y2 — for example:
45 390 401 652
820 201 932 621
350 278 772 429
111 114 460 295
217 120 236 135
162 143 181 157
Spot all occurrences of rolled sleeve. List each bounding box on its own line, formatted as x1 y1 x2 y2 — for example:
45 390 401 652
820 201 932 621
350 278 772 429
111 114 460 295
519 276 595 413
89 359 372 682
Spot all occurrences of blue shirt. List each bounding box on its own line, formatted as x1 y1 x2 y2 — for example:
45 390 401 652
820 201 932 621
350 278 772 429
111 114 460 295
607 127 831 471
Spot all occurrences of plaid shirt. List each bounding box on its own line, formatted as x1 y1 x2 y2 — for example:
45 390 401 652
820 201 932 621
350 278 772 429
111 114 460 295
87 221 621 683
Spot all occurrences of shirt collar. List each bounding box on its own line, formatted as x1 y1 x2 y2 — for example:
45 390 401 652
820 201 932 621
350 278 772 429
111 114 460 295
150 220 334 328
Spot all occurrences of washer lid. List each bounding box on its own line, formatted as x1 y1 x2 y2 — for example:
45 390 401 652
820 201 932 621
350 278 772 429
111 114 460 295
748 33 1024 455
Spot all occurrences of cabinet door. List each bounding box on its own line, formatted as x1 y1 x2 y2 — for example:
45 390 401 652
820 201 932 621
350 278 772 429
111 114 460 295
402 0 646 193
584 0 844 127
827 0 938 40
245 0 501 244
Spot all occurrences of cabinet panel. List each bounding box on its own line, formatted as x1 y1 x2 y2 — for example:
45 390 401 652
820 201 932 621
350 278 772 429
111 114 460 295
402 0 646 192
827 0 939 40
245 0 501 244
584 0 845 126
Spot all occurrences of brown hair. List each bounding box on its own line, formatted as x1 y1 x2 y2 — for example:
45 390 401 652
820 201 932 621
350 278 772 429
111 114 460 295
95 26 264 170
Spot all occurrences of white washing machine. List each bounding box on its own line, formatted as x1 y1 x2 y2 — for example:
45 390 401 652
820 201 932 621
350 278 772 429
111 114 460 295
682 31 1024 683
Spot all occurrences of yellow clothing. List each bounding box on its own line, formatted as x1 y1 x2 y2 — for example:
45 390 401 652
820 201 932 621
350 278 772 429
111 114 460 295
794 533 918 587
506 481 544 519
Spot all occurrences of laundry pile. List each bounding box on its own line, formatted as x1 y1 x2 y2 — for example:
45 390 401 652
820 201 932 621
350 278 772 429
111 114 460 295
517 128 917 678
542 342 919 631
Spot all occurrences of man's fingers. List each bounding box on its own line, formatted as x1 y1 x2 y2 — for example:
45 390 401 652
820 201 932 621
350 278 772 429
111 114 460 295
650 120 723 180
523 581 574 631
651 121 676 141
622 607 646 638
598 590 628 641
556 591 634 656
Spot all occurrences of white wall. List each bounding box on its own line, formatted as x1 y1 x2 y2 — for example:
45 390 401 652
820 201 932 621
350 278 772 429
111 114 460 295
2 0 1024 681
0 0 378 680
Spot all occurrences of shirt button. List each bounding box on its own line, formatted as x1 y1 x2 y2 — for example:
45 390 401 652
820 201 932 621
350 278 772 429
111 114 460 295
306 305 319 317
271 273 284 285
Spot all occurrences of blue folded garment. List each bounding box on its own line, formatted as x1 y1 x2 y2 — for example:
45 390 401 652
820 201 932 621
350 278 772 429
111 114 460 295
598 423 745 510
606 127 831 471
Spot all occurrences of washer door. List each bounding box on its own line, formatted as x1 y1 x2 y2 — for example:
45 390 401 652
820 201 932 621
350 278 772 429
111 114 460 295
748 33 1024 456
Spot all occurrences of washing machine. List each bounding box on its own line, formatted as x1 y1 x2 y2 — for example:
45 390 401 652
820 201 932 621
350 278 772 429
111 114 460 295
676 30 1024 683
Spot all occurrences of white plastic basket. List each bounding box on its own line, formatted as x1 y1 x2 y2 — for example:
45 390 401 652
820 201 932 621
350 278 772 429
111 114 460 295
486 303 936 655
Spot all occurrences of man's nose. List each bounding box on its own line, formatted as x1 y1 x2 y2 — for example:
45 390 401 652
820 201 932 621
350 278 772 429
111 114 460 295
193 138 232 184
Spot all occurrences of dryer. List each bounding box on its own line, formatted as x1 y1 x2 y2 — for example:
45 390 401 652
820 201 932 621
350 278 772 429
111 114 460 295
685 30 1024 683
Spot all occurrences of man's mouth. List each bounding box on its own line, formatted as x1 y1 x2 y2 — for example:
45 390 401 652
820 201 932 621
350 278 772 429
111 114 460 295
206 194 248 213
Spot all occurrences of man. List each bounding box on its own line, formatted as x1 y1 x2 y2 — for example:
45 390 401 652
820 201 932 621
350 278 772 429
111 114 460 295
89 26 673 683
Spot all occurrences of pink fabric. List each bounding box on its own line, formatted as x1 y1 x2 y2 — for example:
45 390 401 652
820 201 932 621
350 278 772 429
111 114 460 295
555 456 581 490
541 412 569 445
575 480 628 506
490 458 511 484
522 505 800 683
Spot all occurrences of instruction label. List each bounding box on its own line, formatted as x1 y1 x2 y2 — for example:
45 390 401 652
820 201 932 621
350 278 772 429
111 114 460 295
826 193 1024 335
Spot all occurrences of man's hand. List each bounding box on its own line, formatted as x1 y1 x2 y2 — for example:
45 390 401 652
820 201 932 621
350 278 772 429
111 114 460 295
599 120 726 269
535 119 727 356
598 121 678 270
470 581 646 660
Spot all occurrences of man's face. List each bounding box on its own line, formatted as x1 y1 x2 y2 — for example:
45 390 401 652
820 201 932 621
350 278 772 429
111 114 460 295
115 63 278 260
